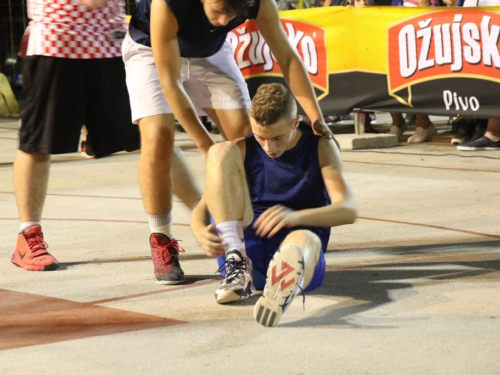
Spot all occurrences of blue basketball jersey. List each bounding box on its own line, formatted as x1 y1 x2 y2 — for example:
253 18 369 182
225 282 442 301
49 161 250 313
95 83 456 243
129 0 261 58
244 131 332 252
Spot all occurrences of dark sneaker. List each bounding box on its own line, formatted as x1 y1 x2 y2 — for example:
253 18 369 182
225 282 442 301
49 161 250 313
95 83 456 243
11 225 59 271
215 249 255 304
451 121 476 145
150 233 185 285
80 140 95 158
254 244 304 327
457 136 500 151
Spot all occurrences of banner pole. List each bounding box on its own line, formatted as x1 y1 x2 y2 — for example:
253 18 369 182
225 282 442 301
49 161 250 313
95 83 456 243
353 109 365 135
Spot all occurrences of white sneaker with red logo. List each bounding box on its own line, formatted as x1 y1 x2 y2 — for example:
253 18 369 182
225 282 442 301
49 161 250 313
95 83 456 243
254 244 304 327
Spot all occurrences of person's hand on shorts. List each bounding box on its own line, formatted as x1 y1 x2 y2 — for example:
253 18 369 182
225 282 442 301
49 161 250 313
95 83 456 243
253 205 299 238
195 224 226 257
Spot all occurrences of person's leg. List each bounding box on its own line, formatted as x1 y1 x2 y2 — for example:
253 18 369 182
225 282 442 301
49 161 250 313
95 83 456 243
254 230 322 327
280 230 322 290
11 150 59 271
457 119 500 151
203 107 251 141
138 114 185 284
408 115 437 143
204 141 255 303
485 119 500 138
389 113 408 140
171 145 202 210
14 151 50 224
11 56 87 271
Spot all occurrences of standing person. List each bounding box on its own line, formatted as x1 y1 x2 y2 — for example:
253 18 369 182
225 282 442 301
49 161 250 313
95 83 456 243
191 83 356 327
123 0 334 285
11 0 140 271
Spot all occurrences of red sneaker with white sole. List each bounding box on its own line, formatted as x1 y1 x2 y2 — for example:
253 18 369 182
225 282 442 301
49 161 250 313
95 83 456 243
11 225 59 271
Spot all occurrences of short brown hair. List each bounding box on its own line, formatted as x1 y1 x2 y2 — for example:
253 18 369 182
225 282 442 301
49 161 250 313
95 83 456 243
249 83 297 126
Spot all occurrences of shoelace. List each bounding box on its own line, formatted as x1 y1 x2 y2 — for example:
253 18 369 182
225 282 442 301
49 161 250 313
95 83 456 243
217 257 246 283
297 285 306 311
24 234 49 255
154 240 185 266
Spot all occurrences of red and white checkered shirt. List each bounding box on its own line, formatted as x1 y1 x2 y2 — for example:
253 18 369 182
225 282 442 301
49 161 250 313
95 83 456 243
26 0 125 59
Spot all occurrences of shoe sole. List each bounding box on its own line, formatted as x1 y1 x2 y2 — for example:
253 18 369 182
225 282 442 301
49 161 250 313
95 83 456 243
156 278 185 285
457 146 500 151
11 260 59 271
254 246 304 327
215 280 254 304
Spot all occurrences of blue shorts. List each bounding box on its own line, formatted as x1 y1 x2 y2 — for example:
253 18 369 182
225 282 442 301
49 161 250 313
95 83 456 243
217 224 328 291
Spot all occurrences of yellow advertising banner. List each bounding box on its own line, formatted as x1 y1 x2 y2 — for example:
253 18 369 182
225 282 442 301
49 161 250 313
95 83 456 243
231 6 500 118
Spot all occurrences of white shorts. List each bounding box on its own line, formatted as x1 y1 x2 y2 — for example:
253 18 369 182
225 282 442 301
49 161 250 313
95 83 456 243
122 33 251 124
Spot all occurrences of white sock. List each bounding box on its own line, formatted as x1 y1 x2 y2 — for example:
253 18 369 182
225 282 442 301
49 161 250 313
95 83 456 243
485 133 500 142
216 221 246 257
148 212 174 239
20 222 40 231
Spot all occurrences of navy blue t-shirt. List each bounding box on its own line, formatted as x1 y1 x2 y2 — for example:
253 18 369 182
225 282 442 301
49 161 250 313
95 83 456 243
244 131 332 252
129 0 261 58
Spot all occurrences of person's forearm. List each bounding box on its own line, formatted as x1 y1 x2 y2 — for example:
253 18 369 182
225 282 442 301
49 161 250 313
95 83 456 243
159 76 214 155
280 56 323 125
190 197 209 237
294 201 357 228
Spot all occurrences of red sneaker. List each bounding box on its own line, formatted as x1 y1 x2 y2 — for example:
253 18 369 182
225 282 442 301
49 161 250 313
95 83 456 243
11 225 59 271
150 233 185 285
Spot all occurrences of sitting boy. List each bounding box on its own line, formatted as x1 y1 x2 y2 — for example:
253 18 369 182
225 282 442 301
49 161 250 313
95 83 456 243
191 83 356 327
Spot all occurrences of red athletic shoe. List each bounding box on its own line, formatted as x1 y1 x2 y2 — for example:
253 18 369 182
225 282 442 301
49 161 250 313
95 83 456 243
11 225 59 271
150 233 185 285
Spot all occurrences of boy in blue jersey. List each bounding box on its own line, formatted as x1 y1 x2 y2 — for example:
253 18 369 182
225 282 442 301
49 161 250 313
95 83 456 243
123 0 334 286
190 84 356 327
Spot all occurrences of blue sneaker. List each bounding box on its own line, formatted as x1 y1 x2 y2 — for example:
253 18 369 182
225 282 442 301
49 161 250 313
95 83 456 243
457 136 500 151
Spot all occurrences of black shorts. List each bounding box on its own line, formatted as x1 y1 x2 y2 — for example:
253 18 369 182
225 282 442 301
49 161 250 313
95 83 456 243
20 56 140 158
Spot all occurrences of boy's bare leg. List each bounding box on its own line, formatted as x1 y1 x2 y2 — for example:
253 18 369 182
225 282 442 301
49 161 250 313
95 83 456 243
204 141 253 227
280 230 322 290
205 141 255 303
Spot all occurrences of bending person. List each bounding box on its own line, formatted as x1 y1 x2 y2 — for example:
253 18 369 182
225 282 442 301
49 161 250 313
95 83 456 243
191 84 356 327
123 0 334 285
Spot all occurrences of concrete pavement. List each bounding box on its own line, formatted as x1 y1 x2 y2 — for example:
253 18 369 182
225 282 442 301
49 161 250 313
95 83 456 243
0 116 499 375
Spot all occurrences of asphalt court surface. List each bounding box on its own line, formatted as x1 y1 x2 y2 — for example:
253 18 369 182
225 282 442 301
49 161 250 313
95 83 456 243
0 117 499 374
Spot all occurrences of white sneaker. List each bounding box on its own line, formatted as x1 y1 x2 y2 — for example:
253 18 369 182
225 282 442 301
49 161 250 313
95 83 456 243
254 244 304 327
407 124 437 143
215 249 255 304
389 123 408 140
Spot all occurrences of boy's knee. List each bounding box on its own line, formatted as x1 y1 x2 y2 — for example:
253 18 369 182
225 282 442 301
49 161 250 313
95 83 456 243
207 141 239 165
283 230 321 250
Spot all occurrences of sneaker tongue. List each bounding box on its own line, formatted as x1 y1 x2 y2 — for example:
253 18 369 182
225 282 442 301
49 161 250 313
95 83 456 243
226 249 243 262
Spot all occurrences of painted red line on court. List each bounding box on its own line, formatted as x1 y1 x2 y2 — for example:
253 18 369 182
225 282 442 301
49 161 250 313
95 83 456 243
358 216 500 240
344 160 500 174
0 289 185 351
90 279 219 304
